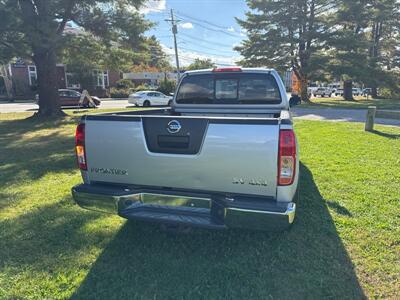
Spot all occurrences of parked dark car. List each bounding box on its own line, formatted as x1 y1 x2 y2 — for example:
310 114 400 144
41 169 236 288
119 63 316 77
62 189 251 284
35 89 101 107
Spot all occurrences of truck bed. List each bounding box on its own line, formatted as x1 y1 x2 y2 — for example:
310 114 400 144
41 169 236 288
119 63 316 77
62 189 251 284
81 108 290 198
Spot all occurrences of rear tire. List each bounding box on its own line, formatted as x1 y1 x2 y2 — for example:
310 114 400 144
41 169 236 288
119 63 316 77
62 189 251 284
143 100 150 107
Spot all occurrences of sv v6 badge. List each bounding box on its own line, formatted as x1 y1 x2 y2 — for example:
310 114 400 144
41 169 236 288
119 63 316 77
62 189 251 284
232 178 268 186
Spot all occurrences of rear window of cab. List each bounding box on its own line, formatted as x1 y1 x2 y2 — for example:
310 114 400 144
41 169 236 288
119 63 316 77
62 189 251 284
176 73 282 105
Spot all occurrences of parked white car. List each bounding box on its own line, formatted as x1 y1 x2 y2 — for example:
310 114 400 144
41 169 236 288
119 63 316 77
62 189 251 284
128 91 172 107
334 88 343 96
313 87 333 97
334 88 363 97
363 88 372 96
352 88 362 96
307 86 319 96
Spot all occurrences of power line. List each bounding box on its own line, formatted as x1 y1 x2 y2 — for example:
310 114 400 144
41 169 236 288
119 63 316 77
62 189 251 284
163 52 237 66
141 3 241 38
180 32 237 48
174 10 237 31
178 46 235 58
179 37 236 54
177 55 237 66
176 17 241 38
163 44 231 58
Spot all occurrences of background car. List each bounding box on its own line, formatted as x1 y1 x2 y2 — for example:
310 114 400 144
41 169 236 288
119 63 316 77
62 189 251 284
335 88 344 96
363 88 372 96
307 86 319 97
313 87 333 97
35 89 101 108
352 88 362 96
128 91 172 107
334 88 363 97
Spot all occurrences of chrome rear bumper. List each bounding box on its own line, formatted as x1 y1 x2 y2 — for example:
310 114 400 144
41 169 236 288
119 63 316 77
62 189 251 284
72 184 296 231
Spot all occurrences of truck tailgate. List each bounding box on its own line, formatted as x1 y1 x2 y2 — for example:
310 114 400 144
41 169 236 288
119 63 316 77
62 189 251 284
84 116 279 197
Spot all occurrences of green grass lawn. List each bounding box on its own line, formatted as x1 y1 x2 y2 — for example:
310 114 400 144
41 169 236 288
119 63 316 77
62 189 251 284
0 111 399 299
300 96 400 110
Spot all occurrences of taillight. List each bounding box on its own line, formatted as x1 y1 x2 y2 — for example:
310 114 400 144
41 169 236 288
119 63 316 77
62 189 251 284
75 123 87 170
278 129 296 185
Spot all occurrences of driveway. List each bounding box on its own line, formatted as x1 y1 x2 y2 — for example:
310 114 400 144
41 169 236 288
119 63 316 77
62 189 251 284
291 107 400 126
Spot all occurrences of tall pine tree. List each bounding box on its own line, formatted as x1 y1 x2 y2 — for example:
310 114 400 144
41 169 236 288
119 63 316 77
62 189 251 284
324 0 400 100
366 0 400 97
324 0 370 100
236 0 332 101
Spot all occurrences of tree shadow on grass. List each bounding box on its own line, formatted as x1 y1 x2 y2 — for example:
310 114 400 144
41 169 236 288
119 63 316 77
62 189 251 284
0 196 113 274
369 129 400 139
0 191 26 210
0 116 79 214
0 115 75 137
71 163 365 299
0 119 77 192
326 200 353 217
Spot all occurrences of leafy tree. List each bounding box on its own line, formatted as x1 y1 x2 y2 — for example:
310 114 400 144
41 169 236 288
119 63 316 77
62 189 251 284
236 0 332 102
0 0 150 117
60 33 170 92
186 58 216 70
157 77 176 95
116 79 135 89
145 36 172 70
60 34 144 90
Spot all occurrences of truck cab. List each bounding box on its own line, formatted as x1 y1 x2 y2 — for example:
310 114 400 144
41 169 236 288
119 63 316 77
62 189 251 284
72 67 299 231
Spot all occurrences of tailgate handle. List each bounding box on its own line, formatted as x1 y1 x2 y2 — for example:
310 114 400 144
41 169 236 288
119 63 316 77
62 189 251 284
157 135 189 149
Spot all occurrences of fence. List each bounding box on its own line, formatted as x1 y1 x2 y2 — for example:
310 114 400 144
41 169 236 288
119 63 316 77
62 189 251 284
365 106 400 131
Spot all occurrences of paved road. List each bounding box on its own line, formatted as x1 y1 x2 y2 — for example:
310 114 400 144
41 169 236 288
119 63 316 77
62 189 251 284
291 107 400 126
0 99 130 113
1 99 399 126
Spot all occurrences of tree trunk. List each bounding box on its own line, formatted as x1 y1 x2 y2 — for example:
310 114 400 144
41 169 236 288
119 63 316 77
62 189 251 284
33 48 63 117
343 80 353 101
300 79 310 102
371 86 378 98
293 69 309 103
300 76 309 102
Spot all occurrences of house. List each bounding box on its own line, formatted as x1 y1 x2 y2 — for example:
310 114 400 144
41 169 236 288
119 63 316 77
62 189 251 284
0 65 13 100
4 59 120 99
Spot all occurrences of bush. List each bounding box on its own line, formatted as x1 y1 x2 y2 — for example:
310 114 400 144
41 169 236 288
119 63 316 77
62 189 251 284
134 84 150 92
379 88 400 99
157 78 176 95
110 87 129 98
116 79 134 89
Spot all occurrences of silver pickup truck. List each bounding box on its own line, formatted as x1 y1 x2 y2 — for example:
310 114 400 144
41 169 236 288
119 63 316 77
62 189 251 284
72 67 299 231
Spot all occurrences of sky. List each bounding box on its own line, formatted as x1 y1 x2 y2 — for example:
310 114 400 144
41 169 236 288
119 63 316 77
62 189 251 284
140 0 249 67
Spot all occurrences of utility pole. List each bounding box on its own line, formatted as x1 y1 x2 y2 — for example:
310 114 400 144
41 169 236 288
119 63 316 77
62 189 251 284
166 9 181 81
